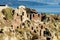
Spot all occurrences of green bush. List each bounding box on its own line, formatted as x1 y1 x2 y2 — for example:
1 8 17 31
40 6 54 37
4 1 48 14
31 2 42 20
2 8 13 20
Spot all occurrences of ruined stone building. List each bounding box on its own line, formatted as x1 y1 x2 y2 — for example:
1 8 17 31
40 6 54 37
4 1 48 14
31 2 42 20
0 5 60 40
11 5 54 40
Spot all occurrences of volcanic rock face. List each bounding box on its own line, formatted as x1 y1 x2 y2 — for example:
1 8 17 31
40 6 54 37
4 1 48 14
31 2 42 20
0 5 60 40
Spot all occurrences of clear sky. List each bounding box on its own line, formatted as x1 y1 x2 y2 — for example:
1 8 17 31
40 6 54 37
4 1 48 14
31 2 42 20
18 0 60 14
18 0 60 4
1 0 60 5
0 0 60 5
0 0 60 14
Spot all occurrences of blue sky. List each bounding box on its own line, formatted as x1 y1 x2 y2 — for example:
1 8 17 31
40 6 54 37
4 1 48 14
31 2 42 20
0 0 60 5
0 0 60 14
1 0 60 5
18 0 60 14
18 0 60 4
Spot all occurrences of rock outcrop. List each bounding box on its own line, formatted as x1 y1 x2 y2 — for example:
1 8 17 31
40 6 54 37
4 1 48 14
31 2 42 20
0 5 60 40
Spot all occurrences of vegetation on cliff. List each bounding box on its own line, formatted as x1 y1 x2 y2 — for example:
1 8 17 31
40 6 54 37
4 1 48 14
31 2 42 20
2 8 13 21
0 7 60 40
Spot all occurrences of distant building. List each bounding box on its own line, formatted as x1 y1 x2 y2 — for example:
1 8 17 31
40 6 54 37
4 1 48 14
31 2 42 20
15 5 29 22
0 4 8 11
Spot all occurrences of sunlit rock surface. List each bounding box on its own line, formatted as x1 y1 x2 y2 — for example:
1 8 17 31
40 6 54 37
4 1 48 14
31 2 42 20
0 5 60 40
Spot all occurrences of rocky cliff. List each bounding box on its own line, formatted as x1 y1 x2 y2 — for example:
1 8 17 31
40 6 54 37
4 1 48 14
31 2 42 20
0 6 60 40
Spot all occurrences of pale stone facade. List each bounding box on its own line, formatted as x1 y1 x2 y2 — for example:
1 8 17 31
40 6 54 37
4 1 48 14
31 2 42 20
15 5 29 22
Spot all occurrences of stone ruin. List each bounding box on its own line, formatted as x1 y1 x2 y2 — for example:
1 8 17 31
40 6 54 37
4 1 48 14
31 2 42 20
0 5 60 40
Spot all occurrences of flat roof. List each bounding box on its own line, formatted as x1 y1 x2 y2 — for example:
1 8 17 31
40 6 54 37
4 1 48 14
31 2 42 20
0 5 6 6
